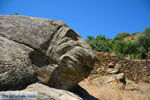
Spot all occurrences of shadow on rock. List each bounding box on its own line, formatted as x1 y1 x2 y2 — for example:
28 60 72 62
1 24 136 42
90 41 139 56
70 85 100 100
29 51 50 67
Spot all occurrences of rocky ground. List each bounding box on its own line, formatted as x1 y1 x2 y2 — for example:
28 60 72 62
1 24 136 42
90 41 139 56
79 52 150 100
93 52 150 82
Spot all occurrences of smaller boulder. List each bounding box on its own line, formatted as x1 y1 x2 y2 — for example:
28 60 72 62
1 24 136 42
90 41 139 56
104 73 126 89
107 68 119 74
0 83 82 100
108 62 115 68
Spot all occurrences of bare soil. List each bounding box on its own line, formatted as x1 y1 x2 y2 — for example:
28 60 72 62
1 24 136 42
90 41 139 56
80 79 150 100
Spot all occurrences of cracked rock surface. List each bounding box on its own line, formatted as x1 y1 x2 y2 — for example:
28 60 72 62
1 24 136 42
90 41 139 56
0 15 95 90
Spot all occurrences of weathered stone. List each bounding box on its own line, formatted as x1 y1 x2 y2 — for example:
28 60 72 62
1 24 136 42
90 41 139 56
108 62 115 68
0 83 82 100
107 68 119 74
115 73 125 80
0 15 95 90
104 73 126 89
114 63 122 68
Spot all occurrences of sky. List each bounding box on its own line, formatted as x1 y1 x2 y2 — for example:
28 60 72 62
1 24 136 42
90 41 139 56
0 0 150 39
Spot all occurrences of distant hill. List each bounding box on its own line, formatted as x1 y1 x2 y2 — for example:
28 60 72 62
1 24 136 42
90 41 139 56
124 32 144 41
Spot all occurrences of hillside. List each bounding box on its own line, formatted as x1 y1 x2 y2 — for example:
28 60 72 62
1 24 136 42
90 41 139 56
86 28 150 60
124 32 144 41
93 52 150 82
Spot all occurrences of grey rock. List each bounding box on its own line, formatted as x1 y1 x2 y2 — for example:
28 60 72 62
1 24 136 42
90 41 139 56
105 73 125 83
107 62 115 68
104 73 126 89
0 15 95 90
107 68 119 74
0 83 83 100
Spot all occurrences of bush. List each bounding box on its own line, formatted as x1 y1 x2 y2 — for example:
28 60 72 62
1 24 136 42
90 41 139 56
86 28 150 59
112 40 142 59
114 32 130 40
86 35 112 52
137 27 150 59
138 28 150 52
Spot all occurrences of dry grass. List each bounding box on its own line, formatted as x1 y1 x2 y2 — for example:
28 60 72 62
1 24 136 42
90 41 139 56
79 79 150 100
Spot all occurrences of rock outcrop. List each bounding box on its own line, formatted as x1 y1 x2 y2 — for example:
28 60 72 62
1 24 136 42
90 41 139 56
0 15 95 90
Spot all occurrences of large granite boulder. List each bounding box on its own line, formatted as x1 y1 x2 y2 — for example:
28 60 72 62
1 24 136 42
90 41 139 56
0 15 95 90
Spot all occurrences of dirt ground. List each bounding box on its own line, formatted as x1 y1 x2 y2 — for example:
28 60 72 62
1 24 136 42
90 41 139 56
80 77 150 100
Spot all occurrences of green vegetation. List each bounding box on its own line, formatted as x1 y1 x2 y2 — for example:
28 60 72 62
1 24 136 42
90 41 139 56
114 32 130 40
137 28 150 58
86 27 150 59
86 35 112 52
113 40 142 58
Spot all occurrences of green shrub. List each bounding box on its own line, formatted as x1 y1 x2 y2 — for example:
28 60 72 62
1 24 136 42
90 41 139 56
86 35 112 52
86 28 150 59
138 28 150 53
112 40 142 59
114 32 130 40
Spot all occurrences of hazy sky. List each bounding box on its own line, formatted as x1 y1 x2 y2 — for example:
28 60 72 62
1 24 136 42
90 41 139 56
0 0 150 39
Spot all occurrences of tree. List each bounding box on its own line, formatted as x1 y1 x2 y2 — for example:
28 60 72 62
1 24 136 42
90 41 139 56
138 27 150 59
86 36 95 49
86 35 112 52
114 32 130 40
87 36 94 40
